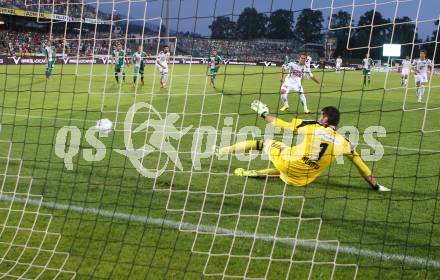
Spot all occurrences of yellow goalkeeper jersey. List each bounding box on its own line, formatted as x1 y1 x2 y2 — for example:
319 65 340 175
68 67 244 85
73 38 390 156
268 118 372 186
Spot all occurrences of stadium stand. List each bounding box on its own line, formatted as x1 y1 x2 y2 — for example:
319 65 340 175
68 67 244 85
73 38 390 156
0 0 114 20
177 38 301 62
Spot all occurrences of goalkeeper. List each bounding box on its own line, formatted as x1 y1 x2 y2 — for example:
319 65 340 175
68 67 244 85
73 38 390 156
217 100 390 191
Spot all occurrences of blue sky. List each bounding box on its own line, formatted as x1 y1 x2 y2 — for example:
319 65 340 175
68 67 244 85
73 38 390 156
92 0 439 39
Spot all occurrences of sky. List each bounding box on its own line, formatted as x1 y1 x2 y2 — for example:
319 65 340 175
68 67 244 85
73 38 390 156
89 0 439 39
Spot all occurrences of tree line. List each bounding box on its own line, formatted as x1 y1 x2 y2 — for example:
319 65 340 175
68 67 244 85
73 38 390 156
331 10 438 59
209 8 439 60
209 8 324 43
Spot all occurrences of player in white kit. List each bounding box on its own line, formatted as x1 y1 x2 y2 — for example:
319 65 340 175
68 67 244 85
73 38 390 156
412 50 432 103
303 54 323 85
156 45 170 88
336 56 343 73
305 55 313 76
279 53 321 113
401 56 412 86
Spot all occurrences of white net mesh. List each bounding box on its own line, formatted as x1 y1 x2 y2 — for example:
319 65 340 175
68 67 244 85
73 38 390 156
1 0 439 279
0 141 75 279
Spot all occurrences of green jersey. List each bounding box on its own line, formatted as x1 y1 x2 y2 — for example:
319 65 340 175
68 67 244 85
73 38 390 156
44 46 55 62
208 55 222 69
132 51 147 67
113 49 126 65
362 58 374 70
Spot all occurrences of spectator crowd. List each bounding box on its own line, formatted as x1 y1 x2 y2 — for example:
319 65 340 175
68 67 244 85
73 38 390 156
0 29 310 63
0 30 113 56
0 0 116 20
177 38 300 62
0 1 306 62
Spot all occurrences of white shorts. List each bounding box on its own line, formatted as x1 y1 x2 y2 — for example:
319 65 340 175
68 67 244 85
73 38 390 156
336 64 341 69
414 73 428 84
156 64 168 74
281 78 304 94
401 69 410 76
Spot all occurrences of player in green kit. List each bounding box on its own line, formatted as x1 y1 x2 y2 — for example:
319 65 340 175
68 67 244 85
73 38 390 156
362 53 374 87
132 45 147 87
112 43 127 83
44 40 55 80
208 48 222 88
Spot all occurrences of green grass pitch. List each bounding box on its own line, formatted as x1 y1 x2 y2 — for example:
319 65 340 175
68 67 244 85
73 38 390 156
0 63 439 279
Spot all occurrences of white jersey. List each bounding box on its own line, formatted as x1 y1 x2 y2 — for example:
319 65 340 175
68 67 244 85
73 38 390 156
412 59 432 75
156 51 170 68
401 59 412 71
336 58 342 66
284 62 309 84
282 62 309 93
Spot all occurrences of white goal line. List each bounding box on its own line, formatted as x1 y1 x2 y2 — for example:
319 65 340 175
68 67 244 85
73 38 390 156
0 193 438 268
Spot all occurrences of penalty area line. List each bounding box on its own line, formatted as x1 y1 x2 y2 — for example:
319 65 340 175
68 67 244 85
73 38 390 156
0 193 439 268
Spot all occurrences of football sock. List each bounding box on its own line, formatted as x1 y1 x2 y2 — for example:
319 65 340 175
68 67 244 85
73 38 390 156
257 168 280 176
281 93 288 106
417 86 425 102
219 140 263 154
299 93 308 111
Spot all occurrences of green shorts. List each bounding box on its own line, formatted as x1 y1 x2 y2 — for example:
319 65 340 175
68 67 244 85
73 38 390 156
115 64 125 73
210 67 219 76
363 69 371 76
47 61 54 69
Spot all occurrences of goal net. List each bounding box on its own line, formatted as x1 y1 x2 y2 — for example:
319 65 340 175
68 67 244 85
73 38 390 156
0 0 439 279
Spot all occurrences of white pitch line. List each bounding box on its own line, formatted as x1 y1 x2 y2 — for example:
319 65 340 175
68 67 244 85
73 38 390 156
381 145 440 154
0 194 438 268
359 144 440 154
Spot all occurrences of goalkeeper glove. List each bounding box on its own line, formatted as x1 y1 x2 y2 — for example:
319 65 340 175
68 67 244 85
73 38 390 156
251 100 269 118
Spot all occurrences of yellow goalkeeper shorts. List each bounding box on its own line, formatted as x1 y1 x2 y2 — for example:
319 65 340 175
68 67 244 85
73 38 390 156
262 140 320 187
